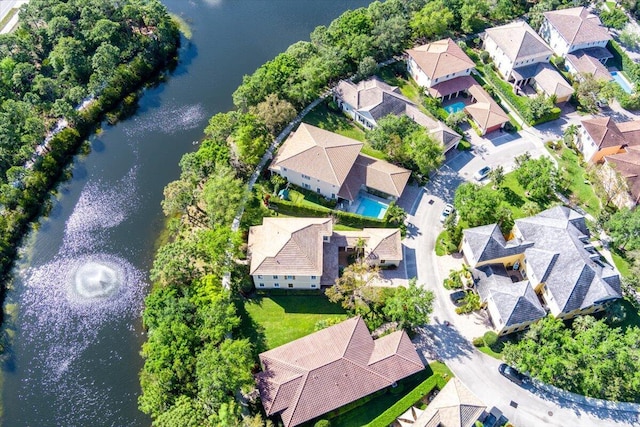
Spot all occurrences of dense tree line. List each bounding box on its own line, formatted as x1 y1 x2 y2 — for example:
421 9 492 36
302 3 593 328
504 315 640 402
0 0 179 283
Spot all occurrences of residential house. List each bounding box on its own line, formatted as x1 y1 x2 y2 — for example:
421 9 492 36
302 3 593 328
483 21 552 85
602 146 640 208
270 123 410 203
579 117 640 162
396 378 486 427
483 21 573 102
256 316 424 427
579 117 640 207
461 207 621 332
406 38 475 99
473 264 547 335
334 76 461 151
406 38 509 135
247 217 403 289
540 7 613 81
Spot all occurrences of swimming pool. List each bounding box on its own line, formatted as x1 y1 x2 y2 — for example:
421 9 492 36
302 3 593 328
355 194 389 219
611 71 634 94
445 101 466 114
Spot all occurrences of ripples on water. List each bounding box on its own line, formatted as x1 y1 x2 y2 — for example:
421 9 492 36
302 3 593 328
124 102 206 137
16 166 146 425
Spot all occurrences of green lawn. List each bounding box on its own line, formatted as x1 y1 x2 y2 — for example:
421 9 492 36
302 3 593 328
549 147 602 217
478 345 503 359
323 362 452 427
304 101 366 141
241 295 347 350
378 65 422 102
435 229 457 256
611 249 632 278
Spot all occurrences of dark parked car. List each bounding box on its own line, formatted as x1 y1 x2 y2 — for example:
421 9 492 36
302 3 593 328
449 290 468 306
498 363 527 385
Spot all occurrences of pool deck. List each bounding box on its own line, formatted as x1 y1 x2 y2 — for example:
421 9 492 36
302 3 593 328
343 191 390 219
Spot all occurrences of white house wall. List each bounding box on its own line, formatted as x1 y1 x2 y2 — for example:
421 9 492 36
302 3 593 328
407 57 472 89
579 127 598 162
252 274 321 290
540 20 570 57
276 168 339 200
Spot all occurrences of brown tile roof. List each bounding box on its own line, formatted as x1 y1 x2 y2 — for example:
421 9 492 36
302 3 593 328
484 21 552 64
604 146 640 204
338 154 411 201
248 217 332 276
428 75 477 98
618 120 640 147
407 38 475 81
565 49 612 82
581 117 626 150
332 228 403 262
270 123 363 186
543 6 611 47
404 378 486 427
465 84 510 132
257 316 424 427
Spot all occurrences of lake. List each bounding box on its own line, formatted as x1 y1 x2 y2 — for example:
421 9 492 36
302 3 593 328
0 0 371 425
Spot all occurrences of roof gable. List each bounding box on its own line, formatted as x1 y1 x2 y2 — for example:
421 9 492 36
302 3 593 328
485 21 552 63
543 7 611 47
271 123 363 186
581 117 626 150
406 38 475 80
257 317 424 427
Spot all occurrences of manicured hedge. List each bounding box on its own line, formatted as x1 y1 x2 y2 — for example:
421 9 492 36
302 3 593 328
269 198 388 228
365 366 450 427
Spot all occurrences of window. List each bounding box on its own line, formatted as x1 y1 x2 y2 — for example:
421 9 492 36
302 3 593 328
259 283 265 287
316 188 321 193
303 183 311 190
380 260 386 264
282 167 287 172
288 283 293 288
331 193 336 199
257 275 263 279
302 174 311 180
323 236 329 242
274 283 280 288
273 275 278 279
311 275 316 279
311 284 317 288
285 275 296 280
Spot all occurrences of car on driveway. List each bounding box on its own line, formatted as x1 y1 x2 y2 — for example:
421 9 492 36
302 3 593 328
439 203 455 223
474 165 491 181
449 290 468 306
498 363 527 385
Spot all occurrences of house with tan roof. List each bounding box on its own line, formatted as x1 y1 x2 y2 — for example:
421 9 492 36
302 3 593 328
461 207 621 332
256 316 424 427
406 38 476 100
464 84 510 135
483 21 553 84
483 21 573 103
540 7 612 57
540 7 613 82
396 378 486 427
247 217 403 289
270 123 410 203
333 77 461 152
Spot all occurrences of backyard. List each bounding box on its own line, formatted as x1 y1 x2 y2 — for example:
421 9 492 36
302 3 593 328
239 293 348 351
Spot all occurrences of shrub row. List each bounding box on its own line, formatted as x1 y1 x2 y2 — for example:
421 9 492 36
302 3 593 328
268 198 388 228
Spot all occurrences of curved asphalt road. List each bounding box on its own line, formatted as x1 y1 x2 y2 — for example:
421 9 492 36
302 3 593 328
402 165 640 427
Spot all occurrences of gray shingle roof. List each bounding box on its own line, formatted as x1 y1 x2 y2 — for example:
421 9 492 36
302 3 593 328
474 264 546 328
484 21 552 64
464 207 621 317
463 224 532 263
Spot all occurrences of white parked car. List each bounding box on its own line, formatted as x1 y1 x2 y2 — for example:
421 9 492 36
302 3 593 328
474 165 491 181
440 203 455 223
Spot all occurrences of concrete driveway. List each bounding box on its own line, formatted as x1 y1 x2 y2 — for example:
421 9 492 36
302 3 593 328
399 122 640 426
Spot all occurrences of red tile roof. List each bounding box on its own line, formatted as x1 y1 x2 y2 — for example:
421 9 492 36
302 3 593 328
257 317 424 427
